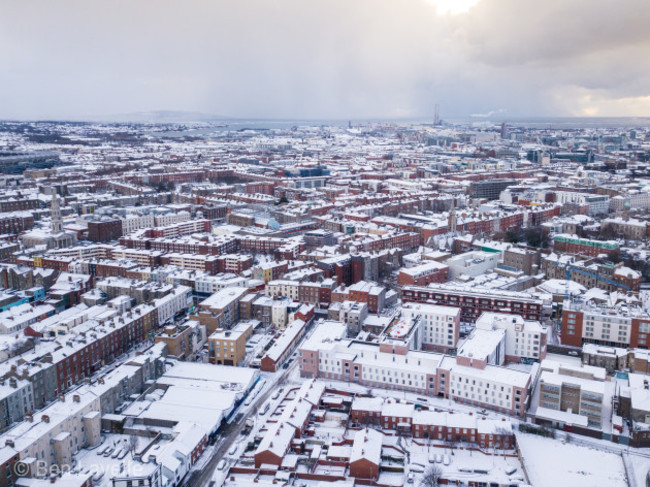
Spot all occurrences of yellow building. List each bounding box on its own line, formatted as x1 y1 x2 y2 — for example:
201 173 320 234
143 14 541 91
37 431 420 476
208 322 253 366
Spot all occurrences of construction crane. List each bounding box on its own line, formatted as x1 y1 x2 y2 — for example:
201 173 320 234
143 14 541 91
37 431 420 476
549 260 631 301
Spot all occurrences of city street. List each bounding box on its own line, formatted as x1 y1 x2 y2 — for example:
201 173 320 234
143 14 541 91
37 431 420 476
182 359 299 487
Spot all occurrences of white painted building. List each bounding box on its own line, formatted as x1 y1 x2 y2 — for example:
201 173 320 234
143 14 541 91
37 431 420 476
402 303 460 352
154 210 190 227
446 251 500 280
194 274 247 295
475 312 547 362
582 311 632 346
555 191 610 215
121 213 154 235
265 279 300 300
443 355 530 417
153 285 193 325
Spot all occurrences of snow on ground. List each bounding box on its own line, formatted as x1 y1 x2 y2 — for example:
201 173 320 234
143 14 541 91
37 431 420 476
210 465 230 487
243 333 273 366
560 433 650 487
312 411 348 443
377 471 405 487
624 452 650 487
320 379 521 425
404 440 523 486
516 431 627 487
73 434 150 487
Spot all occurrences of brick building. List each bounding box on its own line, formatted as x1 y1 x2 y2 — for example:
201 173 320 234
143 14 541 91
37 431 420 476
553 234 619 257
401 285 546 323
331 281 387 313
397 260 449 286
87 219 123 242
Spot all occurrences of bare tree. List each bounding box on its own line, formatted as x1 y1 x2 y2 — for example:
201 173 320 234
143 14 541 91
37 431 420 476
492 426 514 452
127 434 138 459
420 465 442 487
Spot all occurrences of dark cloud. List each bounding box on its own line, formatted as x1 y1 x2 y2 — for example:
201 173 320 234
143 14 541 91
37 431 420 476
455 0 650 66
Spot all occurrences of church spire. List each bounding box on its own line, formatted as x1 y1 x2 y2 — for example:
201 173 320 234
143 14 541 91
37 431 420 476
51 192 63 234
448 199 457 233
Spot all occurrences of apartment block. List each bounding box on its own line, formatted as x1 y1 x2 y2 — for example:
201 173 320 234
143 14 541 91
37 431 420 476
331 280 386 313
216 253 253 274
88 218 122 242
475 312 547 363
402 302 460 353
208 322 253 365
442 355 530 418
537 359 606 428
401 284 547 323
561 299 650 349
553 234 619 257
299 322 531 418
154 321 203 360
197 287 250 334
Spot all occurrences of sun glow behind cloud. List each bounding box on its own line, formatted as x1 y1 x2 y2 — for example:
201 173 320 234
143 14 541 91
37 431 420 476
426 0 481 15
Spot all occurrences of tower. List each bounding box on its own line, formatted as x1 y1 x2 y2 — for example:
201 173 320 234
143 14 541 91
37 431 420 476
434 104 440 126
51 192 63 234
448 199 457 233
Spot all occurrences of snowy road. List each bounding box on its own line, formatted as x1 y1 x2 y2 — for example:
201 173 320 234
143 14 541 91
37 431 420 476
182 359 299 487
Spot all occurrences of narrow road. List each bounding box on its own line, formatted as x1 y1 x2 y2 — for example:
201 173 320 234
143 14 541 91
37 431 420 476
183 359 299 487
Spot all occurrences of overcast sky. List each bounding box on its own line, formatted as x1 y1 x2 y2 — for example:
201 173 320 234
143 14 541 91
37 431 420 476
2 0 650 120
